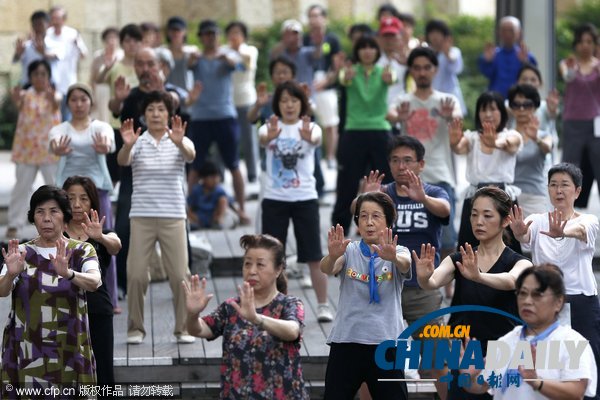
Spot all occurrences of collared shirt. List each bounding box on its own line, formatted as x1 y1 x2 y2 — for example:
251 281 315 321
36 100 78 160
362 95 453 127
478 45 537 98
129 131 194 219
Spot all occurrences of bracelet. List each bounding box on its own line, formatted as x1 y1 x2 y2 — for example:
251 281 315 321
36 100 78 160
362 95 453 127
254 315 264 329
535 380 544 391
68 270 76 281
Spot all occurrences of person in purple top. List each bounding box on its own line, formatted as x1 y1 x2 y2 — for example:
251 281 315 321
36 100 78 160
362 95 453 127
478 16 537 98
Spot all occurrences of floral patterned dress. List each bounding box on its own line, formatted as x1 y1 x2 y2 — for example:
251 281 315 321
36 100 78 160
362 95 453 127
10 87 60 165
1 239 98 398
203 293 308 399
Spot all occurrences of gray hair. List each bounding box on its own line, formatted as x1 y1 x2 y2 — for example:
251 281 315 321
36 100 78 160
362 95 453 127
155 47 175 70
500 16 521 32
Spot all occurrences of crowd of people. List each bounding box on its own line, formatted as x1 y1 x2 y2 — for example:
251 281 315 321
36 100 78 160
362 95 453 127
1 2 600 399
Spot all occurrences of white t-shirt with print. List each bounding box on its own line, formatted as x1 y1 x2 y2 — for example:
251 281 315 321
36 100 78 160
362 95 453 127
259 120 322 202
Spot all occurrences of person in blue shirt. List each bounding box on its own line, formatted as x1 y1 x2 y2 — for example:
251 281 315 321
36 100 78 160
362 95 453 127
187 160 234 230
478 16 537 98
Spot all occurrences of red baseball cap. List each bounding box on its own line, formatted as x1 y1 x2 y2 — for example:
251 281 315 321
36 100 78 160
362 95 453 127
379 16 403 35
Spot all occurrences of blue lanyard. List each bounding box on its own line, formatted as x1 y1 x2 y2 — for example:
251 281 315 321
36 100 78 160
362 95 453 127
359 240 380 304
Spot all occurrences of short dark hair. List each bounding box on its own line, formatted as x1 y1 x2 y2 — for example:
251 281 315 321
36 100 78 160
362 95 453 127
198 160 221 178
225 21 248 39
354 192 397 227
407 46 438 68
573 23 598 49
101 27 120 41
548 162 583 188
62 176 101 216
474 91 508 133
120 24 143 44
272 81 310 119
377 4 401 20
397 12 416 27
507 84 541 109
31 10 49 23
140 22 160 34
269 56 296 78
141 91 174 118
308 4 327 17
517 63 543 85
353 36 381 64
515 264 565 307
240 234 288 294
28 59 52 80
27 185 72 224
388 135 425 161
348 23 374 40
425 19 451 38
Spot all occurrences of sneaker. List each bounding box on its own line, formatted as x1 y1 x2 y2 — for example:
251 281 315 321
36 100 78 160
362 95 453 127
317 304 333 322
300 273 313 289
127 334 143 344
176 334 196 344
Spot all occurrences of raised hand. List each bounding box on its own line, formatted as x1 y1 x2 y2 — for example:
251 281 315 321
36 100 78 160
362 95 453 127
45 84 57 104
518 344 539 388
54 135 73 156
455 243 481 282
518 40 530 63
265 115 281 141
362 170 385 193
229 282 259 323
400 170 426 203
508 205 532 237
525 115 540 141
565 56 577 70
382 64 394 85
256 82 269 106
441 35 453 57
327 224 351 260
480 121 497 148
342 60 356 82
449 117 464 147
332 52 346 72
300 82 311 98
546 89 559 118
439 97 456 119
120 118 141 147
188 81 203 104
92 132 111 154
396 102 412 122
81 209 105 241
14 37 25 58
412 243 436 281
483 42 495 61
168 115 187 146
114 76 131 102
371 228 398 262
459 337 483 377
182 275 214 315
49 239 72 279
10 86 23 106
298 115 313 142
540 209 569 238
1 239 26 277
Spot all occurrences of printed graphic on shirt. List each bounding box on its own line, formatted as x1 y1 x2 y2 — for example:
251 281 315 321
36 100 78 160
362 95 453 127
346 266 393 283
406 108 440 143
269 138 307 189
394 203 429 232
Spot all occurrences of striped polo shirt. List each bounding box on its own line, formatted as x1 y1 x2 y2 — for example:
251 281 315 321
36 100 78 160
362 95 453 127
129 131 193 219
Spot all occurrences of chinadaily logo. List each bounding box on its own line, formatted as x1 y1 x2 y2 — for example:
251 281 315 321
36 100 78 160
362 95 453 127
374 306 590 390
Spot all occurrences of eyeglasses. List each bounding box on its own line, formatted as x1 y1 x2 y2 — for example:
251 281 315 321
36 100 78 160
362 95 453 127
390 157 418 166
509 100 535 110
548 183 574 191
515 289 550 301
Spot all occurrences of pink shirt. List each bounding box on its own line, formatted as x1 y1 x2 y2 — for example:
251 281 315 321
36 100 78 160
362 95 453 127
563 68 600 120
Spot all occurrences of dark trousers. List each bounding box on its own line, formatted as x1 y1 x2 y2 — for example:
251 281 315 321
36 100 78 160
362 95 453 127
331 130 393 232
324 343 408 400
88 313 114 387
114 168 132 294
567 294 600 400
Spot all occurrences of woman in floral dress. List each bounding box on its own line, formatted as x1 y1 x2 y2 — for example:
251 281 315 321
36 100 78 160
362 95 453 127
0 185 101 398
184 234 307 399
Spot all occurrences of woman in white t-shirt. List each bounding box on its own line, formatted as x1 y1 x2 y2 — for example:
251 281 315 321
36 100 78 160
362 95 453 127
450 91 523 252
510 162 600 399
463 264 596 399
258 81 333 322
49 82 119 311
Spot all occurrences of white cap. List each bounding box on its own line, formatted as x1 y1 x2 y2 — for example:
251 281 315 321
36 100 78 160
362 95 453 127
281 19 303 33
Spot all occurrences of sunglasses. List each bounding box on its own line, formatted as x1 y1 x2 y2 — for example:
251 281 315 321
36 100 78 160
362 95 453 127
509 100 535 110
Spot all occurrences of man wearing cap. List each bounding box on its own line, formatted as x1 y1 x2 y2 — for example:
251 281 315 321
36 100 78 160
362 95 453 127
187 20 250 224
377 16 408 115
164 16 199 95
